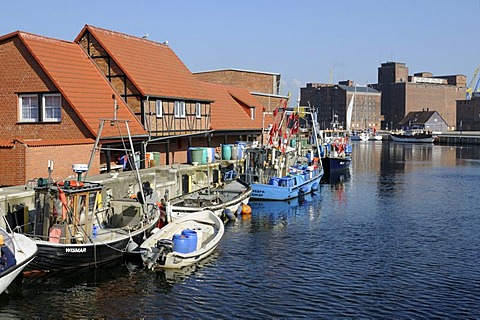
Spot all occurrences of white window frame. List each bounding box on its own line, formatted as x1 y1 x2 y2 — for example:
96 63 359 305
195 102 201 119
174 101 186 118
43 93 62 122
19 94 39 122
156 100 163 118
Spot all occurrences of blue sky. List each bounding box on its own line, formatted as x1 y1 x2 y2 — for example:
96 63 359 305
3 0 479 105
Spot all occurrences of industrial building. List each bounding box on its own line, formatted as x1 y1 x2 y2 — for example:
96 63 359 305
300 81 381 131
373 62 466 130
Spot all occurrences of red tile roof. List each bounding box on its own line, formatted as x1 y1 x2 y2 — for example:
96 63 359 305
0 140 14 148
200 82 264 130
15 138 95 147
78 25 211 102
13 31 147 138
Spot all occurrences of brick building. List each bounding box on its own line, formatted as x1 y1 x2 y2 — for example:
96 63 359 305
193 68 289 113
300 81 381 131
0 31 146 186
0 27 265 186
456 94 480 130
373 62 466 130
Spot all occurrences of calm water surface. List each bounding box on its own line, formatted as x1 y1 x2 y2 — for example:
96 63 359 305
1 142 480 319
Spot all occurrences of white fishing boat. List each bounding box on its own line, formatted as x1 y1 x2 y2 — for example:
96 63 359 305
167 178 251 222
390 129 435 143
0 226 37 295
140 210 224 270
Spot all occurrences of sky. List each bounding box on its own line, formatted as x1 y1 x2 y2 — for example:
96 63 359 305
3 0 480 105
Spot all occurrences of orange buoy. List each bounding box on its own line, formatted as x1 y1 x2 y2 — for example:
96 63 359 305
241 204 252 214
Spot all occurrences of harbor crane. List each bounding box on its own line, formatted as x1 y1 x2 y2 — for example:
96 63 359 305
466 66 480 99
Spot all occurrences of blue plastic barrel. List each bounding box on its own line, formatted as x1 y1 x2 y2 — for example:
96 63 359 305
181 229 198 252
172 234 190 253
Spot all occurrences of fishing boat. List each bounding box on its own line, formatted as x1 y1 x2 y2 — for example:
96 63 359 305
167 178 251 222
140 210 224 270
15 119 161 272
390 129 435 143
0 226 38 294
242 108 323 201
319 114 352 174
350 131 369 142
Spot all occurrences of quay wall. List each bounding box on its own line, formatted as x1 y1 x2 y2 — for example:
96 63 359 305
0 160 242 229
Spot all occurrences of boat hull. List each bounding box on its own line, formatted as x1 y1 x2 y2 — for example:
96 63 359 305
0 232 37 294
169 179 251 221
390 133 435 143
26 222 157 272
250 170 322 201
321 157 351 173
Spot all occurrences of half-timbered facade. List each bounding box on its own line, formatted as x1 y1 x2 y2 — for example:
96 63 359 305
75 26 217 164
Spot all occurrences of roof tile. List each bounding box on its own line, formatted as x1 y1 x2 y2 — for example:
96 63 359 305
81 25 210 101
201 82 264 130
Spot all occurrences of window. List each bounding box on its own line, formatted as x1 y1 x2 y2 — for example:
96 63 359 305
19 94 39 122
19 93 62 122
156 100 163 118
195 102 201 118
174 101 185 118
43 94 61 121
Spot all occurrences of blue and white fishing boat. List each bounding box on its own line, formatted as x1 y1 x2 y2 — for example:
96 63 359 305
242 108 323 201
319 114 352 174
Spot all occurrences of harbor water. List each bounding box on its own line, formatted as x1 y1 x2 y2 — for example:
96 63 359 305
1 141 480 319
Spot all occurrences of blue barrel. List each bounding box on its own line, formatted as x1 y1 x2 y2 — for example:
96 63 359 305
222 144 232 160
172 234 190 253
181 229 197 252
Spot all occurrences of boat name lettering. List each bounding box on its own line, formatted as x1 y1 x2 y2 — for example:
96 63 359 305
65 247 87 253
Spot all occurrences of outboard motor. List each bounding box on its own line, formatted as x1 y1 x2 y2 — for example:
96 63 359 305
155 239 173 265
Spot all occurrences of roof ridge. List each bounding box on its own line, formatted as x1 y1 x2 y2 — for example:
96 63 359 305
85 24 168 47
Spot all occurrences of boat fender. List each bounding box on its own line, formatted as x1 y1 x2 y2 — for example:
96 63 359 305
127 238 139 253
224 208 236 221
241 204 252 214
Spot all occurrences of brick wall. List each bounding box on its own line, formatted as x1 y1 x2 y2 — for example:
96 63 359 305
0 142 99 186
24 144 99 183
195 70 279 95
406 83 465 129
